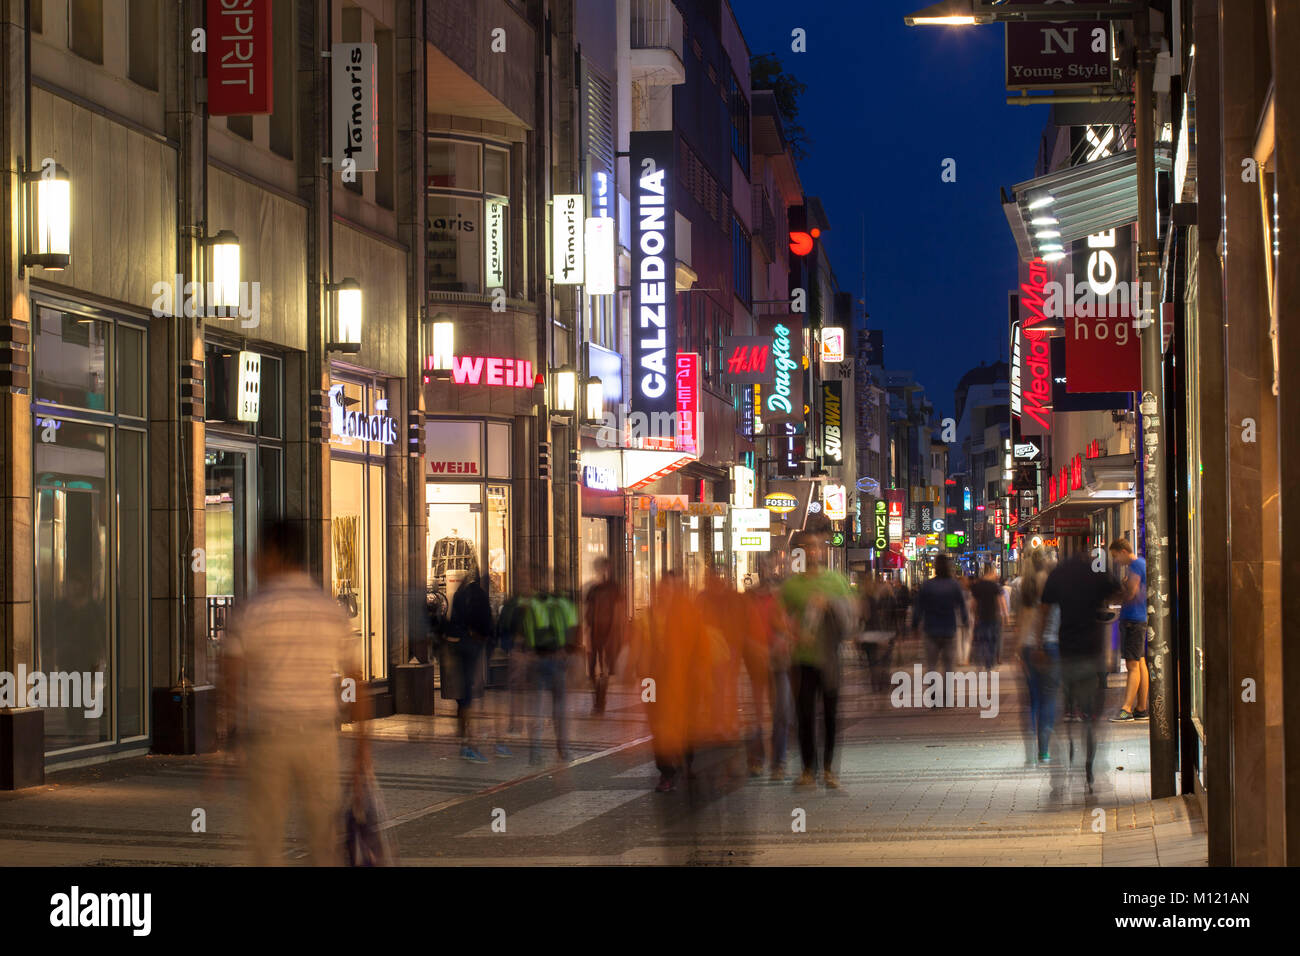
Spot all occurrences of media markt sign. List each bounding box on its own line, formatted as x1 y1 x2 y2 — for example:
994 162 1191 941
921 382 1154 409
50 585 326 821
1004 0 1113 91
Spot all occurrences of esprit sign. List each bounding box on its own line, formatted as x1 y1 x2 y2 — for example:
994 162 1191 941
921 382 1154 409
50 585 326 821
552 194 584 285
1005 1 1112 91
332 43 378 173
821 380 843 465
208 0 273 115
447 355 535 388
630 131 676 417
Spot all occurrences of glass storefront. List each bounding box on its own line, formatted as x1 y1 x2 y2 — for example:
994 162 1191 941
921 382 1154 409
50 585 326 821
329 373 393 681
32 300 148 754
424 419 512 615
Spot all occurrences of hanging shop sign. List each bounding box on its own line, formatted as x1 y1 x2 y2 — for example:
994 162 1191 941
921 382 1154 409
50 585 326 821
918 503 933 533
331 43 378 172
823 484 847 521
820 326 845 363
675 352 699 455
1018 256 1053 436
721 335 774 385
764 491 799 514
820 380 843 465
1065 224 1141 393
583 465 618 491
733 531 771 552
731 465 756 509
873 500 889 550
584 216 616 295
552 194 584 285
1054 516 1091 534
446 355 535 388
485 199 507 289
1004 1 1113 91
208 0 273 115
236 350 261 423
732 507 770 531
630 130 676 417
329 384 397 444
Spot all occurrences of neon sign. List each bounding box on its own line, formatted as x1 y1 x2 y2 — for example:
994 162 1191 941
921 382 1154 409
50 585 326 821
767 323 794 414
442 355 535 388
1019 257 1053 435
630 131 675 416
675 352 699 454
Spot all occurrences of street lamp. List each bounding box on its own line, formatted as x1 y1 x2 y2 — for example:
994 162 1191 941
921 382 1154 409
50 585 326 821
21 159 71 274
327 278 362 353
553 365 577 414
583 375 604 425
204 229 241 316
904 0 1139 26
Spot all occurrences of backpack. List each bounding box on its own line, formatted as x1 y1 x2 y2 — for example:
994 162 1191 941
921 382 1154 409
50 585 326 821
528 594 574 651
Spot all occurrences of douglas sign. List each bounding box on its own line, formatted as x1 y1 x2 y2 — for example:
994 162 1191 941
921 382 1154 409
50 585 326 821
630 132 676 419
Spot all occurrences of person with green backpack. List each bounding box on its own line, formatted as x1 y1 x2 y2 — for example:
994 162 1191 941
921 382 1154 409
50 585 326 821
523 585 578 764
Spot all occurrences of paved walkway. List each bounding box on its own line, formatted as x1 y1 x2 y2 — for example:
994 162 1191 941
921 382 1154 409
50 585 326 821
0 646 1207 866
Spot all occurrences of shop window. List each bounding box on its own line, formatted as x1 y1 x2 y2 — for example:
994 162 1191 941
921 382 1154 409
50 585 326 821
427 195 484 293
427 137 514 294
427 139 482 191
116 324 146 418
485 146 509 197
35 307 110 412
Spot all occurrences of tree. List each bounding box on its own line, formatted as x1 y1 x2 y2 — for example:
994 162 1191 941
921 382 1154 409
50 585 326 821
750 53 811 160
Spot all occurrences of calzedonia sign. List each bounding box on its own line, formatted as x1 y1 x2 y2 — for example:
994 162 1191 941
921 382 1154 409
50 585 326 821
630 131 676 418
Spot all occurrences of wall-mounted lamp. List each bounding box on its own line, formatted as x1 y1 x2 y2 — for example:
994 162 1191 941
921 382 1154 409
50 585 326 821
328 278 362 353
583 376 604 425
553 365 577 414
203 229 241 317
427 312 454 380
20 158 71 275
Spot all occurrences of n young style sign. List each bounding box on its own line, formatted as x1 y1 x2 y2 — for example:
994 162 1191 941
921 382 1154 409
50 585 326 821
1004 0 1113 91
630 131 676 419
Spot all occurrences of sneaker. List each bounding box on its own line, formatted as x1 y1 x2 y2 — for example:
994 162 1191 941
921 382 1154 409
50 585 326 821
1038 752 1051 764
748 762 765 778
794 770 816 788
654 774 675 793
822 770 841 790
494 744 513 757
1132 710 1150 721
1110 710 1136 722
770 765 787 782
461 746 488 763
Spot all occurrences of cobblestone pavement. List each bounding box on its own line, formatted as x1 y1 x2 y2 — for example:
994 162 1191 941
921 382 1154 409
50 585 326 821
0 647 1206 866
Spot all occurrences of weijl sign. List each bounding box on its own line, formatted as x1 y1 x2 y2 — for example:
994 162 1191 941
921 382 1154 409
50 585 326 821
552 194 584 285
332 43 378 172
630 131 676 418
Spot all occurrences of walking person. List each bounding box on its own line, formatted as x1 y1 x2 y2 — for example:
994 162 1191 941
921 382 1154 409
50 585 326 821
1039 550 1121 792
524 582 577 764
780 530 854 789
583 558 625 717
1015 548 1058 764
969 564 1009 671
1108 538 1150 722
448 568 494 762
748 573 794 780
911 555 970 700
222 520 369 866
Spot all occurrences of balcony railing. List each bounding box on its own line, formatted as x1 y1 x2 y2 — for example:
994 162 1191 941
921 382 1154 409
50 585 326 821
631 0 683 56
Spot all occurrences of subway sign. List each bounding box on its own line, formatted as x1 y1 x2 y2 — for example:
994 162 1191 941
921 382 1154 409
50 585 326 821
821 380 843 465
630 131 676 418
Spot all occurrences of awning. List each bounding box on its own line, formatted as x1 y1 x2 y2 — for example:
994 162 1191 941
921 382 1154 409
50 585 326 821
579 446 697 493
1003 148 1173 262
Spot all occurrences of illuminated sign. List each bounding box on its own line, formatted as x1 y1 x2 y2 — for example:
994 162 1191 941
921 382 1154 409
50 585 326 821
767 323 795 416
584 216 615 295
583 465 618 491
831 531 845 547
208 0 273 116
485 198 507 289
820 327 845 363
675 353 699 454
630 131 676 417
764 492 798 514
945 532 964 548
332 43 378 172
733 531 771 552
732 508 770 532
721 335 774 385
932 518 946 533
789 228 819 256
824 484 847 521
731 465 756 508
1019 256 1053 436
329 385 398 444
964 486 972 511
874 500 889 549
447 355 534 388
552 194 584 285
821 381 843 465
237 350 261 422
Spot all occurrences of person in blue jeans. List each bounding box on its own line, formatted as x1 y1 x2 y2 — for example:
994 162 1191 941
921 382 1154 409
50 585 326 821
1108 538 1149 722
969 564 1008 671
1022 604 1060 763
524 589 577 764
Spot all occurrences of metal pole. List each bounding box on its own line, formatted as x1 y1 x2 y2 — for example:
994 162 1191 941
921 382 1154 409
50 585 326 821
1135 2 1176 798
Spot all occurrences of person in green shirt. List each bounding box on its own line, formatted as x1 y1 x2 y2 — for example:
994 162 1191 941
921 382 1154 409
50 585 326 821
521 580 578 764
780 529 854 789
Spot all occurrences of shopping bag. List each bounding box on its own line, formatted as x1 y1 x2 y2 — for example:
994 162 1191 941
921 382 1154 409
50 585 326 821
343 766 395 867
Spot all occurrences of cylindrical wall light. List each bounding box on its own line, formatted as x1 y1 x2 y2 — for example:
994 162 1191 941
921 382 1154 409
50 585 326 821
206 229 241 315
429 312 454 377
554 365 577 414
328 278 363 352
22 160 71 272
583 375 604 425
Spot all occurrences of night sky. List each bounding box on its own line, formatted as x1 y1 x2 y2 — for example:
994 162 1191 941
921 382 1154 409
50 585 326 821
733 0 1050 419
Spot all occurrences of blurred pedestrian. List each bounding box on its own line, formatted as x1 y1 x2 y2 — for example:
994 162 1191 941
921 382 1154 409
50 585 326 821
448 567 494 762
1108 538 1150 722
747 571 793 780
1016 548 1058 764
970 564 1009 670
781 531 854 789
584 558 625 717
635 571 694 792
912 555 970 701
222 519 369 867
523 581 577 764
